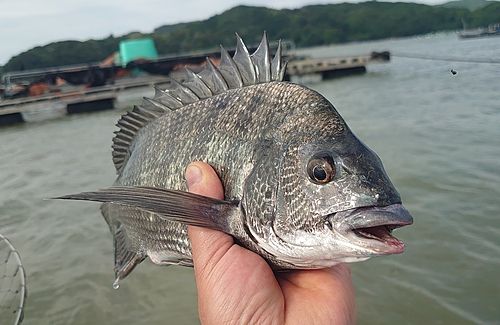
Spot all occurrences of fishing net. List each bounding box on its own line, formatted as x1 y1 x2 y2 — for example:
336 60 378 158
0 234 26 325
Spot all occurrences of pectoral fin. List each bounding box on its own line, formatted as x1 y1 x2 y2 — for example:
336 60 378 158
55 186 239 232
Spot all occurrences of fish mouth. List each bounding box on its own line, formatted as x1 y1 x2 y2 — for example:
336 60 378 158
351 224 406 254
333 203 413 255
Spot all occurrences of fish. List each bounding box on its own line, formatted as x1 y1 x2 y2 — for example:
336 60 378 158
57 33 413 287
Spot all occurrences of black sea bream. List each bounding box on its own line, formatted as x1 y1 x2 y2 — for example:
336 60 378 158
59 33 413 287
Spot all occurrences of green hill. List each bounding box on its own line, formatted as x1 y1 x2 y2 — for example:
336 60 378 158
151 3 470 51
3 2 500 73
466 1 500 24
441 0 493 11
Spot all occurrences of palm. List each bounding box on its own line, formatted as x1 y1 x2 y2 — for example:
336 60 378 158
186 162 355 324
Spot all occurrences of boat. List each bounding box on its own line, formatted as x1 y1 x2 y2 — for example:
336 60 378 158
459 23 500 39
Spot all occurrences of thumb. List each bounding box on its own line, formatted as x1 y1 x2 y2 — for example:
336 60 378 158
186 163 284 324
185 162 234 277
185 161 224 200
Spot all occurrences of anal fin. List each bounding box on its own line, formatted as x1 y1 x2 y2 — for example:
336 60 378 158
103 207 146 289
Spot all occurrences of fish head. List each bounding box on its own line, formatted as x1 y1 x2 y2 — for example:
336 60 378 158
245 85 413 267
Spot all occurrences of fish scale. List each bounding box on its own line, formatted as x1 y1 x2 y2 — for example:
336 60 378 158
59 33 412 286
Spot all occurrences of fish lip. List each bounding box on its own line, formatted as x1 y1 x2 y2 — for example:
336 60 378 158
328 203 413 255
346 203 413 229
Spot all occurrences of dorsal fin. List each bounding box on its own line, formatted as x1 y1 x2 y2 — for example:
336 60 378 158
251 32 271 83
218 45 243 89
183 67 212 99
111 32 287 174
233 33 256 85
198 58 229 95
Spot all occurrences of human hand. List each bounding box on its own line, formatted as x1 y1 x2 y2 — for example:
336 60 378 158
185 161 356 325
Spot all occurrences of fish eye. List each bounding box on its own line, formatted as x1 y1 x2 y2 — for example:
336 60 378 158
307 155 336 184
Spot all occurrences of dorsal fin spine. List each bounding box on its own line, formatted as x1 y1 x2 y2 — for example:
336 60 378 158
271 40 282 80
206 58 229 91
143 97 172 112
184 67 212 98
152 88 182 109
218 45 243 88
198 58 229 95
251 31 271 83
279 61 288 81
233 33 256 85
111 33 286 173
166 78 199 104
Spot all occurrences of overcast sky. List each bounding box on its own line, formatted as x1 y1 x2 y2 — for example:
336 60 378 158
0 0 448 65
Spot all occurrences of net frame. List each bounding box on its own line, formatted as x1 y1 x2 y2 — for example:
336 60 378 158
0 234 26 325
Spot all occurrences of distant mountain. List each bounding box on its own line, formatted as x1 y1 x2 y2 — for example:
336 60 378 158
440 0 494 10
2 2 500 73
153 22 194 34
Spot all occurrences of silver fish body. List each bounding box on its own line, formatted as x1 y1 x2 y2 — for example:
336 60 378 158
59 34 413 285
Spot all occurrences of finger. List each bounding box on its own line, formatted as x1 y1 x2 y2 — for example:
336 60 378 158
280 264 352 292
278 265 355 324
185 162 234 276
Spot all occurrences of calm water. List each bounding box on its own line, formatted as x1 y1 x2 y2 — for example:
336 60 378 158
1 33 499 324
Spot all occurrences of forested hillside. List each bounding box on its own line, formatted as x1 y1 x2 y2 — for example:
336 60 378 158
441 0 492 10
3 1 499 73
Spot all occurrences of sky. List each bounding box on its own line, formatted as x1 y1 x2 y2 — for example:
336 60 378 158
0 0 448 65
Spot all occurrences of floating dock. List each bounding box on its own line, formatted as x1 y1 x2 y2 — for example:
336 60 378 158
285 51 390 81
0 91 115 126
0 48 390 126
0 76 169 126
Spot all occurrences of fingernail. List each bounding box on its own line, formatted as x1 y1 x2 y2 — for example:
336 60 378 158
185 164 202 189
